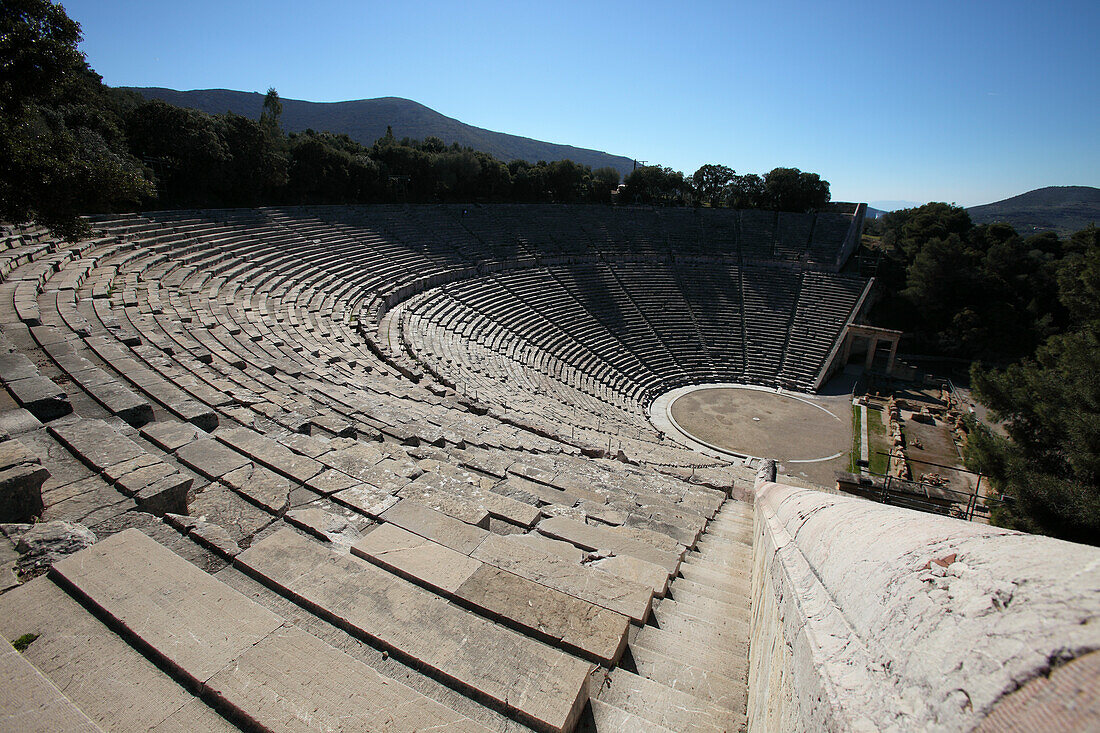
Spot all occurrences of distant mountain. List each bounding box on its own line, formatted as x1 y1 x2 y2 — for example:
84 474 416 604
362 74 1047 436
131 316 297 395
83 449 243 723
120 88 637 177
967 186 1100 236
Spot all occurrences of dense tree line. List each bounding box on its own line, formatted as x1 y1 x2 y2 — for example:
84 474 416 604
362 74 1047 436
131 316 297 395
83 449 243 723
866 204 1099 544
866 204 1076 360
0 1 834 239
0 0 150 239
620 163 830 212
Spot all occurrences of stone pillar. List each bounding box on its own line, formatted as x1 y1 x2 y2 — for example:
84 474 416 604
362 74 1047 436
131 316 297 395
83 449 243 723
886 338 899 374
839 332 853 366
864 336 878 370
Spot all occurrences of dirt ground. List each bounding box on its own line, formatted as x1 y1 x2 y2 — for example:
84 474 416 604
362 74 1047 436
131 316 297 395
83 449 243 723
903 414 975 497
669 385 852 488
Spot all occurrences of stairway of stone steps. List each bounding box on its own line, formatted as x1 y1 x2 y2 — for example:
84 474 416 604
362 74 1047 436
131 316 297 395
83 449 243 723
585 498 753 732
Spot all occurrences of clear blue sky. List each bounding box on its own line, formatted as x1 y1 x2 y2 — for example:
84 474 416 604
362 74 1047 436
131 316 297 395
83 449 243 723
64 0 1099 207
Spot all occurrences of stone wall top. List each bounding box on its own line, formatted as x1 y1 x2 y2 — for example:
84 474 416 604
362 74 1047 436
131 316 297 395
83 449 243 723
753 480 1100 730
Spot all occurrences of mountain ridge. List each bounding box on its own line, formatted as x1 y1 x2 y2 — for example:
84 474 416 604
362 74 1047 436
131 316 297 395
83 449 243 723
967 185 1099 235
119 87 637 177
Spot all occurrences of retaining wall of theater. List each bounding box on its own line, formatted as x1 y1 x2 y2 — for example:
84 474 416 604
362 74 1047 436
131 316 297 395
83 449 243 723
747 462 1100 731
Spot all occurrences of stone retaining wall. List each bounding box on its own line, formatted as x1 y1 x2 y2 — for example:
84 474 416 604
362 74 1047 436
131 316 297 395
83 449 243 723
748 472 1100 731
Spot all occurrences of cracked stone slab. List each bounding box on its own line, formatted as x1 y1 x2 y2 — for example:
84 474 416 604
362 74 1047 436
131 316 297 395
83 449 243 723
236 529 591 732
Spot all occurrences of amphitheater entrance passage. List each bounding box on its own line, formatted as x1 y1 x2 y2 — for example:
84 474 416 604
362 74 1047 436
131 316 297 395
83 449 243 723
840 324 901 374
651 384 851 485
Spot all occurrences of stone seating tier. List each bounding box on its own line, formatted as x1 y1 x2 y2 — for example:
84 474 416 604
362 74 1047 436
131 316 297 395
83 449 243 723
0 204 864 731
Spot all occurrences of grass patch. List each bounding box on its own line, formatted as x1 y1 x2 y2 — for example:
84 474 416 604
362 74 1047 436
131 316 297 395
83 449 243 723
12 633 39 652
849 404 862 472
866 406 890 474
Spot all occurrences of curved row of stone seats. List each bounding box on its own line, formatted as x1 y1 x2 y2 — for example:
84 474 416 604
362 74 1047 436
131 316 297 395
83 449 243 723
0 207 798 729
292 203 861 268
407 326 670 460
83 208 739 464
404 297 671 452
402 292 660 446
808 211 855 262
399 258 866 439
779 272 869 387
88 206 730 468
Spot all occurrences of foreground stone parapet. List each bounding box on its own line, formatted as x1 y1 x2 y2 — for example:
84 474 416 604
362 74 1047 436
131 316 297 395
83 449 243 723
748 480 1100 732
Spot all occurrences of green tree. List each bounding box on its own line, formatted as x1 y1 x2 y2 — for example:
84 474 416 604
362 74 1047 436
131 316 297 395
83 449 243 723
545 159 590 203
762 167 830 212
691 164 734 207
965 225 1100 544
125 100 228 207
590 166 620 204
621 166 687 206
727 173 765 209
0 0 150 238
259 87 283 141
971 326 1100 544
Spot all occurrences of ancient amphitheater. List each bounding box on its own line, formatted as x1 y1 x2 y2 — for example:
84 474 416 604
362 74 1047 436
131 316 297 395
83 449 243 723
0 204 1096 732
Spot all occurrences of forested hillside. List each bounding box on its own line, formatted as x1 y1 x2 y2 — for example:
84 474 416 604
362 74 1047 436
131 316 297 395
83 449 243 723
121 87 638 177
865 204 1100 544
968 186 1100 236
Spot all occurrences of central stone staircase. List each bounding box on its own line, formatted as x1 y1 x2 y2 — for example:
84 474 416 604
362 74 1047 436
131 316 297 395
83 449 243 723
587 499 752 731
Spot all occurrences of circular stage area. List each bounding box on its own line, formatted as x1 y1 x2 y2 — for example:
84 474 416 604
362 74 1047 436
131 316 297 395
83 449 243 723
652 384 849 464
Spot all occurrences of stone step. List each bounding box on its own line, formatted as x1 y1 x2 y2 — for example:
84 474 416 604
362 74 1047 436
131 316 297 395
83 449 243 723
596 668 733 733
653 599 750 637
680 561 751 589
699 530 752 548
629 642 746 715
588 552 670 597
706 531 752 545
1 631 102 733
0 437 49 521
0 577 236 732
629 625 748 682
352 522 630 665
684 551 752 574
710 510 753 525
668 587 749 617
669 575 751 605
707 516 754 530
4 375 71 421
682 554 752 576
536 515 682 574
382 498 655 623
585 698 675 732
47 418 190 516
474 532 655 624
650 609 747 652
698 528 753 545
173 437 252 480
236 527 592 732
709 511 753 524
50 529 487 733
214 426 323 483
